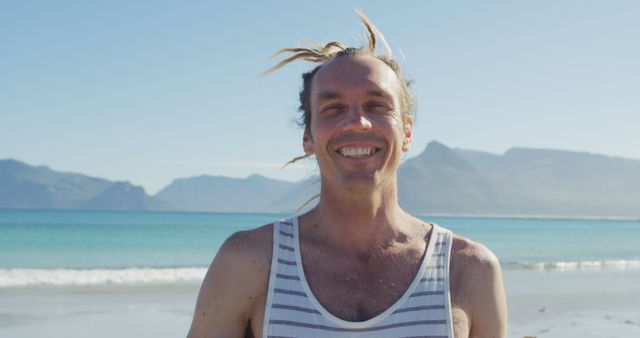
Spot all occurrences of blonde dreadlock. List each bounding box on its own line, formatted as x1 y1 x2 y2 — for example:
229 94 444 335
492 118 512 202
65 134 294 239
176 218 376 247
261 10 393 76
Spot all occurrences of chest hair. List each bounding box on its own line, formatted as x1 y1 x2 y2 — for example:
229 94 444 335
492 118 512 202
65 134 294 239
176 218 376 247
300 242 423 321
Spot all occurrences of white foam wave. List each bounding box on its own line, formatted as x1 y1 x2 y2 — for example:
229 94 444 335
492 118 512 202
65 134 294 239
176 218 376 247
503 260 640 270
3 260 639 287
0 267 207 287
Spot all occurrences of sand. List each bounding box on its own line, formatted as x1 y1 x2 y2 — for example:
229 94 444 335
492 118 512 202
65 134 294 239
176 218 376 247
507 268 640 337
0 285 200 338
1 269 639 337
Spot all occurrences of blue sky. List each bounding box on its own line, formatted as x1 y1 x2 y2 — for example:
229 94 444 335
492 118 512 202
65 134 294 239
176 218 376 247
2 1 639 194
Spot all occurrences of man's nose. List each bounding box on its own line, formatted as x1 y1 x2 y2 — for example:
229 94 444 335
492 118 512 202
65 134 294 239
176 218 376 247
343 104 372 130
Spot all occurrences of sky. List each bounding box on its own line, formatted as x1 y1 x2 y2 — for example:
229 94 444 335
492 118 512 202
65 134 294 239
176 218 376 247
1 1 639 194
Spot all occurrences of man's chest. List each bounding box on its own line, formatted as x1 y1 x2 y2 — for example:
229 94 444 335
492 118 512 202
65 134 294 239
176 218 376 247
251 297 470 338
250 243 471 337
308 272 412 321
305 276 471 335
300 248 422 321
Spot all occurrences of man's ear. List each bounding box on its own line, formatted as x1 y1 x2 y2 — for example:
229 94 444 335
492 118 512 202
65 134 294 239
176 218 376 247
303 130 314 155
402 116 413 152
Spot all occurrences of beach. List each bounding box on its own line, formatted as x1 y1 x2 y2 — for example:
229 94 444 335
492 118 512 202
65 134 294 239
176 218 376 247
2 210 639 337
1 268 639 337
0 284 200 338
506 268 640 337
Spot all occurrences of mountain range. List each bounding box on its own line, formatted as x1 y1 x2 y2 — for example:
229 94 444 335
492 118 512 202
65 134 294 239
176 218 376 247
2 141 639 217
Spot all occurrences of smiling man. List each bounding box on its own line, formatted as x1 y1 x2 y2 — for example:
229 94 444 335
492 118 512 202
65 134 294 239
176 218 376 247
187 12 506 338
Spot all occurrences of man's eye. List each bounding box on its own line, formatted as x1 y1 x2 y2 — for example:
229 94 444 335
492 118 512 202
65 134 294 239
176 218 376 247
322 105 345 115
366 103 391 114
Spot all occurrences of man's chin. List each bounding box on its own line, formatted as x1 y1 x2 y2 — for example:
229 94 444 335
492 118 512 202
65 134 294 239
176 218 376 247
336 172 383 190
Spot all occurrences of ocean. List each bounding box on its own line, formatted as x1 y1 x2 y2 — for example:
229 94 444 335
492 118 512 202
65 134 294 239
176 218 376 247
1 209 639 287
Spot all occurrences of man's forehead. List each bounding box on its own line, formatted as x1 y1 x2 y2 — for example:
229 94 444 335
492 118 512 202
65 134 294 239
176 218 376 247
310 56 401 101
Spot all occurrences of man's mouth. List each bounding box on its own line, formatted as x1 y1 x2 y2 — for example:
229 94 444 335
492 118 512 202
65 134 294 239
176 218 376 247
337 146 380 158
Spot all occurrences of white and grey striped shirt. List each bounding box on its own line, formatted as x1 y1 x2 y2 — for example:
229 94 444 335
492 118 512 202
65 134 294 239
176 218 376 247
262 217 454 337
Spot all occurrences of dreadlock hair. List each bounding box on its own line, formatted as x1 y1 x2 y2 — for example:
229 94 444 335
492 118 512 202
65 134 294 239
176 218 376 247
264 10 416 136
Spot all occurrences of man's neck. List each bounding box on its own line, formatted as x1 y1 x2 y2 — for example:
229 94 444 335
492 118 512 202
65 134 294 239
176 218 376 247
301 179 417 254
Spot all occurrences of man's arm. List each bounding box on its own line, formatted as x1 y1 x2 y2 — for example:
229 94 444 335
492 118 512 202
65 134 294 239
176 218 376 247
468 244 507 338
187 225 272 338
451 237 508 338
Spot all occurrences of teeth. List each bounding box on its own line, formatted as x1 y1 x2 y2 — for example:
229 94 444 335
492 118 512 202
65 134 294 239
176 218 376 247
339 147 377 158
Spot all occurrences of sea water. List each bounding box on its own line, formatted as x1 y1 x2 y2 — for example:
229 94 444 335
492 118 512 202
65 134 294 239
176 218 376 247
1 209 639 287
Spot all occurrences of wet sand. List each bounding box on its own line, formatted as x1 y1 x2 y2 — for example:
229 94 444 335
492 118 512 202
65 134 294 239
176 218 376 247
1 269 639 337
506 268 640 337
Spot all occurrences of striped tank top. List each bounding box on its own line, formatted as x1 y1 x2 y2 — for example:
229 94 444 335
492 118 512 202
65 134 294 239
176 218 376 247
262 217 454 337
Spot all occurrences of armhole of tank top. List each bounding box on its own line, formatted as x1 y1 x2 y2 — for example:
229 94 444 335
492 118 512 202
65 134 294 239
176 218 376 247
262 221 280 336
442 228 455 337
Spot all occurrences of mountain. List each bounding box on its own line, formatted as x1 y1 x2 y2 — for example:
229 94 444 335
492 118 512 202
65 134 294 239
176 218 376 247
3 141 640 217
267 176 320 213
154 174 298 212
398 141 640 217
0 159 162 211
398 141 524 214
0 159 112 209
80 181 168 211
156 141 640 217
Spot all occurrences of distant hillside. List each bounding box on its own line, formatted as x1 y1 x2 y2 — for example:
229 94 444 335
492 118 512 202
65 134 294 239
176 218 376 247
398 141 640 217
0 159 163 211
268 177 320 212
155 174 298 212
155 142 640 216
80 181 168 211
3 141 640 217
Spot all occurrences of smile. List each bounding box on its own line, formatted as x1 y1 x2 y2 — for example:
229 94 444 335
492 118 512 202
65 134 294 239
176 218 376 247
337 146 380 158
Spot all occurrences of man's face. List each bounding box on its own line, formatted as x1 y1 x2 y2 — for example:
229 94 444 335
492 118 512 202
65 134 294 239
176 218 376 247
304 55 412 191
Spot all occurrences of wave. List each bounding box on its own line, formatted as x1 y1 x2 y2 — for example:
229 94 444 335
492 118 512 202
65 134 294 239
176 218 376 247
502 259 640 270
3 259 640 287
0 267 207 287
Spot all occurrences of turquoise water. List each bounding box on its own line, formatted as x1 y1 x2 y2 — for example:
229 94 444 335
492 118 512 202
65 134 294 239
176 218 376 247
0 210 277 269
428 216 640 265
1 210 639 286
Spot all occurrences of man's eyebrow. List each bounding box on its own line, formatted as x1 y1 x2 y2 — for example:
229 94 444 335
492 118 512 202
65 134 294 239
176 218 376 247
365 89 393 100
315 91 343 103
315 90 393 103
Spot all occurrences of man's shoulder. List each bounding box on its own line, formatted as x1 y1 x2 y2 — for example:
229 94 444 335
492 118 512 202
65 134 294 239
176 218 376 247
217 223 274 272
448 235 507 336
203 222 275 298
449 234 501 294
224 223 274 250
450 234 500 270
449 233 503 303
187 223 275 337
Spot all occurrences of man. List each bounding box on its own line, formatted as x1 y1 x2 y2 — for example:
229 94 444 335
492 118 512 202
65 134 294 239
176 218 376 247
188 12 506 338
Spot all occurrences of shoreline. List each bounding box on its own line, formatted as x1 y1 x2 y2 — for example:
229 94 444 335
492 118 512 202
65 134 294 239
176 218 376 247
2 263 640 288
2 207 639 221
420 212 640 221
1 269 639 337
